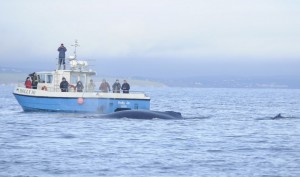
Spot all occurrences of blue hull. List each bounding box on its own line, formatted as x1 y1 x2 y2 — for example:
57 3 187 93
14 93 150 113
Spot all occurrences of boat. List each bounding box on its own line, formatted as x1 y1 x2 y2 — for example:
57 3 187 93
13 41 150 113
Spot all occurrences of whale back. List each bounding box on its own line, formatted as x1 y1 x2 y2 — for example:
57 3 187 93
272 113 284 119
101 110 182 119
160 111 182 118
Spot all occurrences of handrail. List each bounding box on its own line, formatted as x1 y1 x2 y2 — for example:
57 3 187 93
16 82 148 95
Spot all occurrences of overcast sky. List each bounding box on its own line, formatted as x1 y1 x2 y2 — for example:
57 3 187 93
0 0 299 78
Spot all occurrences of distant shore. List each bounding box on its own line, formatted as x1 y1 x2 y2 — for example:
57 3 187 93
2 72 300 89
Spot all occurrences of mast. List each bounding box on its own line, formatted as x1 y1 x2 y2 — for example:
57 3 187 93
71 40 80 59
68 40 88 71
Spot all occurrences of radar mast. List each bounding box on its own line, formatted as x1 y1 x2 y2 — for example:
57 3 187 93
71 40 80 59
68 40 88 70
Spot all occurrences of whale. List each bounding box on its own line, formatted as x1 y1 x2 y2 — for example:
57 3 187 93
271 113 298 120
254 113 298 120
99 110 183 119
272 113 284 119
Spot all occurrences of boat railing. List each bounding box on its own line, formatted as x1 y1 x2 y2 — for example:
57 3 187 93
16 82 148 96
94 90 148 95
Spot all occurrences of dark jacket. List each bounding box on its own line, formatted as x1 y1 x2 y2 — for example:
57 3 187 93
121 83 130 93
60 80 69 92
31 74 38 89
58 46 67 58
76 81 84 92
112 82 121 93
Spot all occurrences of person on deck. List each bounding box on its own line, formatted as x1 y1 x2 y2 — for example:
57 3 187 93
57 43 67 70
99 79 111 93
112 79 121 93
25 77 32 89
76 80 84 92
60 77 69 92
121 80 130 93
31 72 38 89
87 79 96 92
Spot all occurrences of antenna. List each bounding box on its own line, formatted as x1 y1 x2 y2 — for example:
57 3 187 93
71 40 80 59
68 40 89 71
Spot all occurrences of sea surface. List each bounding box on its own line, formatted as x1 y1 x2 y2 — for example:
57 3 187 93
1 85 300 177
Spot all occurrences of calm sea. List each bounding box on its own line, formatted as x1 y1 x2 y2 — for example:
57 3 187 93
1 85 300 177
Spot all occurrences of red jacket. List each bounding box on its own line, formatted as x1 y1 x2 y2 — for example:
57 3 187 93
25 80 32 88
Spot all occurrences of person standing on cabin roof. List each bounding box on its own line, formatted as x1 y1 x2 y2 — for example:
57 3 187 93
57 43 67 70
121 80 130 93
76 80 84 92
99 79 111 93
112 79 121 93
60 77 69 92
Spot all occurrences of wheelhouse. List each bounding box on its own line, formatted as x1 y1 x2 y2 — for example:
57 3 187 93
35 70 96 92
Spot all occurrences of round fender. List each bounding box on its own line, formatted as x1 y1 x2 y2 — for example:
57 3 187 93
78 97 84 104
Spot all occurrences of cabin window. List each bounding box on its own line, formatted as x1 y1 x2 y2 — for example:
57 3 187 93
38 74 45 83
46 75 53 83
71 75 77 84
71 74 86 85
37 74 53 83
79 75 86 84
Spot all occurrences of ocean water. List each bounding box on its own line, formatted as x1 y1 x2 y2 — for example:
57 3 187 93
1 85 300 177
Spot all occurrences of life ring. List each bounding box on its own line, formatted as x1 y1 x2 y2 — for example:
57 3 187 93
69 85 76 92
41 86 48 91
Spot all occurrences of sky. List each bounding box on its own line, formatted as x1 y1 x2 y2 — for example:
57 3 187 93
0 0 300 78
